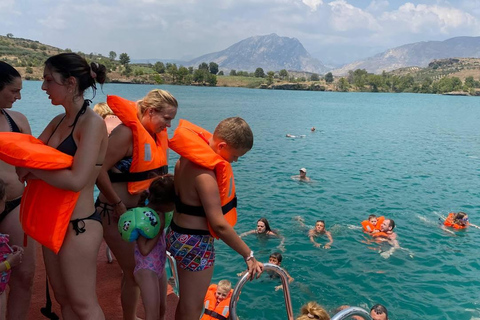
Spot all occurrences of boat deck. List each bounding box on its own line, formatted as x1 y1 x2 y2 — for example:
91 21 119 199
27 241 178 320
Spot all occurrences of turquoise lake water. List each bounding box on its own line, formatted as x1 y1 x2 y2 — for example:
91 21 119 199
15 81 480 320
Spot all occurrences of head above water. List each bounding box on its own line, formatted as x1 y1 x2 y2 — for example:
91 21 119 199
256 217 273 234
368 214 378 225
296 301 330 320
269 252 283 265
315 220 326 232
381 219 395 232
370 304 388 320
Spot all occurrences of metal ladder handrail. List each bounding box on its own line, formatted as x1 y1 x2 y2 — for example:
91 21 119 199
229 263 294 320
331 307 372 320
166 251 179 295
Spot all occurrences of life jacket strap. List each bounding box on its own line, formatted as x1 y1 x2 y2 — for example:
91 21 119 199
204 309 227 320
108 165 168 183
221 195 237 214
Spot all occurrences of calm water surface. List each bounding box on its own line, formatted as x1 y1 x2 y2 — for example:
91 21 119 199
15 82 480 320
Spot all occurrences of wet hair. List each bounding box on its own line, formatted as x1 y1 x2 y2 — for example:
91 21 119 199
0 178 6 200
387 219 395 230
368 214 377 220
316 220 325 225
147 174 175 207
270 252 283 263
455 212 467 220
296 302 330 320
137 89 178 117
0 61 21 91
93 102 114 118
370 304 388 319
214 117 253 150
44 53 106 98
217 279 232 292
257 217 272 233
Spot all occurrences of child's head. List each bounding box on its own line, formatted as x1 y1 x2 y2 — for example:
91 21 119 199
212 117 253 163
0 178 5 213
215 280 231 303
315 220 326 233
455 212 469 226
147 174 175 213
296 301 330 320
257 217 272 234
368 214 377 225
269 252 283 265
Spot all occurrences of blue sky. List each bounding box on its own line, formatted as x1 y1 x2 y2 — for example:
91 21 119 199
1 0 479 65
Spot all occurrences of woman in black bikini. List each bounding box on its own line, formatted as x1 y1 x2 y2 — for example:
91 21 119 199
0 62 34 320
95 89 178 320
16 53 108 319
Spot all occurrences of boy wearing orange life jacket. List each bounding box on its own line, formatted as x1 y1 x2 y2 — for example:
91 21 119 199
443 212 480 230
201 280 232 320
361 214 385 234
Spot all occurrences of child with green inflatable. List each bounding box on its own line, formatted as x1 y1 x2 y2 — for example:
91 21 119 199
118 174 175 320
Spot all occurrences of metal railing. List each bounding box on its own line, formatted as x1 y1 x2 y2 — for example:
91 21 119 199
331 307 372 320
229 263 294 320
166 251 179 295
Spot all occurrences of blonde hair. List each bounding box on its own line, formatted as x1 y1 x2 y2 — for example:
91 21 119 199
93 102 114 118
213 117 253 150
217 280 232 292
137 89 178 117
296 302 330 320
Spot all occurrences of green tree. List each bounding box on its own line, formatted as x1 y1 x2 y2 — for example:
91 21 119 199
209 62 219 75
167 63 178 82
119 53 130 66
218 70 224 76
266 71 275 85
153 62 165 74
6 33 13 38
337 77 349 92
310 73 320 81
324 72 334 83
109 51 117 61
465 76 475 88
254 68 265 78
188 67 194 74
177 66 189 83
198 62 209 71
229 70 237 76
279 69 288 80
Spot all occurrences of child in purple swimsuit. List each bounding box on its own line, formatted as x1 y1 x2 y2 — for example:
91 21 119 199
134 175 175 320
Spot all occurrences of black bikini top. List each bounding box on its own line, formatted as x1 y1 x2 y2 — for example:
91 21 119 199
2 109 20 133
47 100 90 156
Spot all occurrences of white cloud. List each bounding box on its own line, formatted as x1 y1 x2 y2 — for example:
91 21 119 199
328 0 381 32
366 0 389 13
380 2 478 34
302 0 323 11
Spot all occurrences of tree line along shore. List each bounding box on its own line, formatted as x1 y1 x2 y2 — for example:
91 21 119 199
2 34 480 95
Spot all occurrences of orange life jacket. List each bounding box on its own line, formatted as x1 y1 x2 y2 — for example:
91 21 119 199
361 216 385 233
106 95 169 195
0 132 78 254
371 231 391 238
444 212 468 229
201 284 233 320
168 119 237 239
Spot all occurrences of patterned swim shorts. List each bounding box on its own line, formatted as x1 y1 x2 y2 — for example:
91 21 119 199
166 226 215 272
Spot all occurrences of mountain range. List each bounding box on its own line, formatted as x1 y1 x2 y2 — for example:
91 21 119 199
187 33 328 74
332 36 480 75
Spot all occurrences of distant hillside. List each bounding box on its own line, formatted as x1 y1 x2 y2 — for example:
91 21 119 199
188 33 328 74
333 36 480 75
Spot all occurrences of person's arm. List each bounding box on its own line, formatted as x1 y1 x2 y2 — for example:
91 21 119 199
308 229 321 248
469 223 480 229
276 233 286 252
95 125 133 216
381 237 400 258
21 115 106 191
324 231 333 249
136 232 161 256
0 246 23 272
239 230 256 238
197 171 263 280
275 269 294 291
